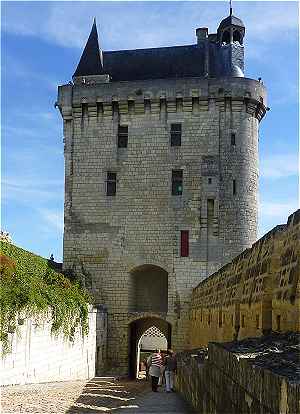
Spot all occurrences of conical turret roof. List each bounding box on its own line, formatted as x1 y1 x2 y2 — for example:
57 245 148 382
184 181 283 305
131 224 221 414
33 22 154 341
73 19 103 78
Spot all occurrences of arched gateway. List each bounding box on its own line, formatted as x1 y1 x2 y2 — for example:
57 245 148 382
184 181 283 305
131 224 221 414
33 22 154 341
129 316 172 378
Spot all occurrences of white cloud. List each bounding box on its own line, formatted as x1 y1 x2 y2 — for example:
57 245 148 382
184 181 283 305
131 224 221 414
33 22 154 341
2 177 63 204
260 200 299 219
260 153 299 179
38 208 64 232
2 2 298 51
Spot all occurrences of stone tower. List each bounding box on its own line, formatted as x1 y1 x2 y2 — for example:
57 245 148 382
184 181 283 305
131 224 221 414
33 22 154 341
57 12 267 375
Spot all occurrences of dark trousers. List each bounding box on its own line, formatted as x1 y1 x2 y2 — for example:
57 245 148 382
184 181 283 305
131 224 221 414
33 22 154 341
151 375 159 392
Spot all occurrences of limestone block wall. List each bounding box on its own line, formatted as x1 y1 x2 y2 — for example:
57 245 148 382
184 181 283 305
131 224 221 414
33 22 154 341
189 209 300 348
58 76 266 374
1 306 106 386
176 342 300 414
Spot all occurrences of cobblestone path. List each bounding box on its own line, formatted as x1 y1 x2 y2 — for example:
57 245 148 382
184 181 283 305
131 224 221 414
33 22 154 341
2 377 193 413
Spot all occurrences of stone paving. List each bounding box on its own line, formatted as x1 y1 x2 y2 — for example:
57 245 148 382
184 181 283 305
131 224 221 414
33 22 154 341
1 377 193 413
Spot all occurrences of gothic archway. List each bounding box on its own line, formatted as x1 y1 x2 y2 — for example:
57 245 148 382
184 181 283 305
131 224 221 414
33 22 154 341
128 317 172 378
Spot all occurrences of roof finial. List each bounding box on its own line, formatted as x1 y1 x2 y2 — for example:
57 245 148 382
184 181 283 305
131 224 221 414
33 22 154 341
230 0 233 16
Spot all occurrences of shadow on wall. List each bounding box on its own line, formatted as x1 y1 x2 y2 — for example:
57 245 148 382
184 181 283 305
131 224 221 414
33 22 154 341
188 209 300 348
130 264 168 313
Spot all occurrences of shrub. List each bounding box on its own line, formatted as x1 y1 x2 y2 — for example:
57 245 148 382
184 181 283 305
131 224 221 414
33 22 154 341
0 242 92 355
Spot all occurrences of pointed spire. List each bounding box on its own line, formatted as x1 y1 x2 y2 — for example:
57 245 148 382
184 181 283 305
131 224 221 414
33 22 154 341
73 19 103 78
230 0 233 16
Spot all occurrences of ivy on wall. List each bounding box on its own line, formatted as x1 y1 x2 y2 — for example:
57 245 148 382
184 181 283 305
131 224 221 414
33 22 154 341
0 242 92 355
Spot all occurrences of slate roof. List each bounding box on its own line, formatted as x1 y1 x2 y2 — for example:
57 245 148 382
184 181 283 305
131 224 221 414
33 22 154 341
73 19 103 77
73 15 244 81
101 45 205 82
218 15 245 30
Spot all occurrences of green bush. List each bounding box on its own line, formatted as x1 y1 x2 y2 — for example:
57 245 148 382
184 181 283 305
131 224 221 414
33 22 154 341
0 242 92 355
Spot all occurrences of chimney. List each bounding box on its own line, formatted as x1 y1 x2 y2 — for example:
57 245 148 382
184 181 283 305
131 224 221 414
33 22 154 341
196 27 208 44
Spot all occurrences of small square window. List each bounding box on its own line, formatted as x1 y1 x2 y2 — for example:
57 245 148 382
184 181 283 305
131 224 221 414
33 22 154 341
172 170 183 195
106 172 116 196
118 125 128 148
171 123 181 146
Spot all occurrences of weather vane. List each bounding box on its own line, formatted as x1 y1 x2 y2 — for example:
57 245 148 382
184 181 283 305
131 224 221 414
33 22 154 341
230 0 233 16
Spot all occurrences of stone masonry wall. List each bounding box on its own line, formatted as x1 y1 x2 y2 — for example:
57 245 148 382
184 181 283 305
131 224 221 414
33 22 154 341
176 341 300 414
189 209 300 348
1 306 106 385
58 76 266 374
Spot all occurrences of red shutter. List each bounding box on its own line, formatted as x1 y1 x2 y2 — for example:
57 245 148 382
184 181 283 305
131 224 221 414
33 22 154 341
180 231 189 257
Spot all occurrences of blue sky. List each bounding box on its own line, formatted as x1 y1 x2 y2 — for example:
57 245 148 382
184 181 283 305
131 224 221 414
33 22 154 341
1 1 299 261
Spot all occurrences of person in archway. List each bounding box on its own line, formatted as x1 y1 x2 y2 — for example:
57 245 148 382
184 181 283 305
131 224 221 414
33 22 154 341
164 349 177 393
147 349 162 392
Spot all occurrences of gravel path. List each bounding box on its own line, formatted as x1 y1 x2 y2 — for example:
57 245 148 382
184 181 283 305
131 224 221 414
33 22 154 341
1 380 86 413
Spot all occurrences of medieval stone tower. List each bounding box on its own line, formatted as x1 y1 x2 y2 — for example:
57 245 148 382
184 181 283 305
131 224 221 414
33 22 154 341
57 11 267 375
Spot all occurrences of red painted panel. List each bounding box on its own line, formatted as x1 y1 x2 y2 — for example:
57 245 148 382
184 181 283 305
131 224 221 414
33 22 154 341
180 230 189 257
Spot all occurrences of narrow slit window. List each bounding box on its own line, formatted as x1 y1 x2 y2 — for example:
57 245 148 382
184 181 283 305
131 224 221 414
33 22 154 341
172 170 183 195
256 314 260 329
106 172 116 196
231 133 236 146
233 179 236 195
180 230 189 257
241 314 245 328
170 123 182 146
276 315 281 331
118 125 128 148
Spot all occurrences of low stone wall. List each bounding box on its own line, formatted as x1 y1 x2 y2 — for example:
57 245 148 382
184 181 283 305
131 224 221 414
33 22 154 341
176 337 300 414
1 306 107 386
189 209 300 348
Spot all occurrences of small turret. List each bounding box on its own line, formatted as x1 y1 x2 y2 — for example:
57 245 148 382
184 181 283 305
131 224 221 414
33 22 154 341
217 14 245 45
217 10 245 77
73 19 104 79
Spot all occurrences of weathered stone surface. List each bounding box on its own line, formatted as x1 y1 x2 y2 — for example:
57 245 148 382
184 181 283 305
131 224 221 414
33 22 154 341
188 209 300 348
176 334 300 414
57 75 267 375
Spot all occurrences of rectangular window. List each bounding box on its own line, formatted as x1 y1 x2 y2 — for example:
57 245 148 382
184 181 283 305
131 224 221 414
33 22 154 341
172 170 183 195
233 179 236 195
180 230 189 257
118 125 128 148
170 123 182 146
106 172 116 196
231 133 236 146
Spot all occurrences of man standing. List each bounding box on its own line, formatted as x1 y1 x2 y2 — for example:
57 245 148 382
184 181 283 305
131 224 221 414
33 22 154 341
164 349 177 392
147 349 162 392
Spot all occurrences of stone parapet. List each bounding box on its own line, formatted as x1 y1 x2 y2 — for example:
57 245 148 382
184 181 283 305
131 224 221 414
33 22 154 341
189 209 300 347
176 335 300 414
